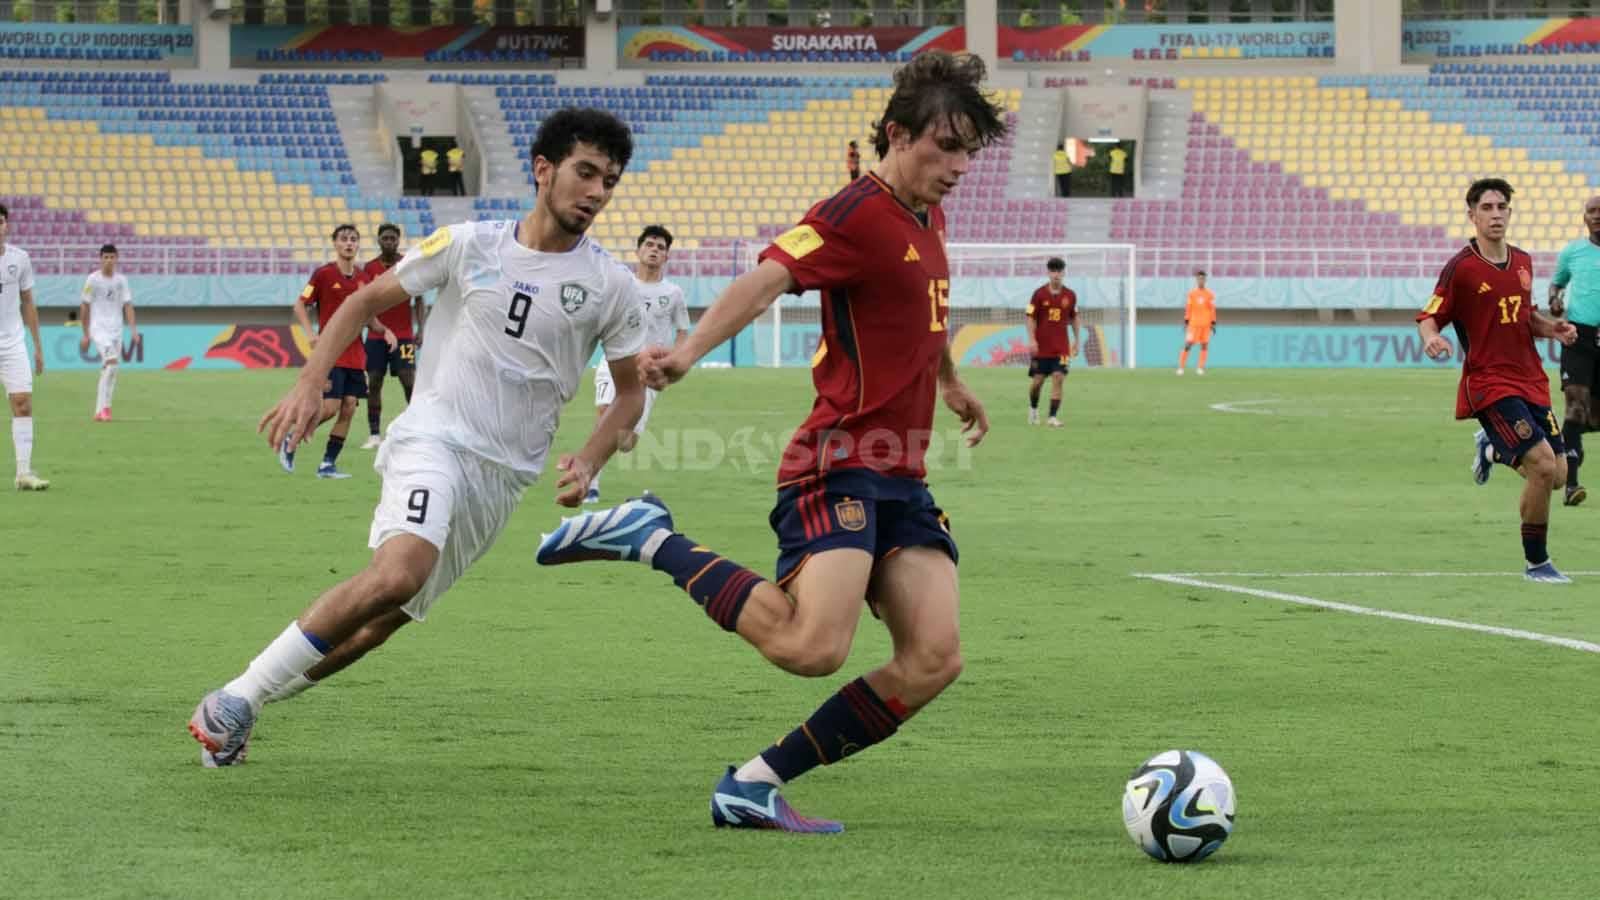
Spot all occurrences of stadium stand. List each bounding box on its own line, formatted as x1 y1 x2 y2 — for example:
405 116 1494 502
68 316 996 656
0 69 427 274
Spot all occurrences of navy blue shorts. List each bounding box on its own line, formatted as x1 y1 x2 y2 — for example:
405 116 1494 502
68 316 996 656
1029 355 1070 377
365 337 418 376
770 469 957 591
323 366 368 400
1476 396 1563 468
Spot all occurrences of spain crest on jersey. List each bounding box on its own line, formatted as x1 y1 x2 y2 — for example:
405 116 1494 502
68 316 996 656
834 499 867 532
1519 267 1532 291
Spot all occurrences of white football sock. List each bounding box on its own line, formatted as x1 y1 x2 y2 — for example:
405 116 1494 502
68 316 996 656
12 416 32 476
265 673 318 704
223 622 327 713
734 754 783 786
589 471 601 493
100 364 118 410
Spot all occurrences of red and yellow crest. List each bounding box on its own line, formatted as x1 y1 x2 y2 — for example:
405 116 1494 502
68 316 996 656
1515 419 1534 440
834 499 867 532
1519 267 1533 291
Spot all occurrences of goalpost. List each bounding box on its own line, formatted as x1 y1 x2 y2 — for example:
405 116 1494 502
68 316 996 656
740 242 1138 369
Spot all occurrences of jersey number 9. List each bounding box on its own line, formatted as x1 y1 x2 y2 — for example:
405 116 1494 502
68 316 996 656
505 291 533 339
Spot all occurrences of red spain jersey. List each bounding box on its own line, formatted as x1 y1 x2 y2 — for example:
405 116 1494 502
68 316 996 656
1027 285 1077 357
1416 240 1549 419
300 262 368 370
362 256 414 340
760 173 950 483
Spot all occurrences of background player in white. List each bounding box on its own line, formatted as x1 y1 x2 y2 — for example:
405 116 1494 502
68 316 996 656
79 243 139 422
186 108 647 766
0 203 48 491
585 223 690 503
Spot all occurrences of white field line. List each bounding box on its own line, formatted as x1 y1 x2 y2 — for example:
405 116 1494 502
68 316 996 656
1208 398 1281 415
1141 571 1600 578
1133 573 1600 655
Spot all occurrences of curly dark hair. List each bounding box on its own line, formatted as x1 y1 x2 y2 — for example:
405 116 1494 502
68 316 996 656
1466 177 1514 208
530 107 634 172
871 51 1009 159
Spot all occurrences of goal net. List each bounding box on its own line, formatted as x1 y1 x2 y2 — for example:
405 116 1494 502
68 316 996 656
738 242 1137 368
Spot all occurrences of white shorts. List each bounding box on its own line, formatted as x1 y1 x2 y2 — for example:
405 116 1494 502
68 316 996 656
0 346 31 395
368 434 529 621
593 362 659 436
92 334 121 364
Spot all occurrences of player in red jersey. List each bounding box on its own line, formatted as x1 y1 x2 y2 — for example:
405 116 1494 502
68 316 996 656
1417 178 1578 582
1025 256 1078 427
537 51 1005 832
359 223 427 449
285 223 370 479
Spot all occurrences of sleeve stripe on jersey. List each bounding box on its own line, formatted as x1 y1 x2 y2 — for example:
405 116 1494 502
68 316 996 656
821 186 875 228
814 179 875 227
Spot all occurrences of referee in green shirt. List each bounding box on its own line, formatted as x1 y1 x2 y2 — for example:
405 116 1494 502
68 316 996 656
1547 195 1600 505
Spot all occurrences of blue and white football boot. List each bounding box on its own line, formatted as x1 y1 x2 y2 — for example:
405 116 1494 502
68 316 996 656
709 766 843 834
536 493 674 565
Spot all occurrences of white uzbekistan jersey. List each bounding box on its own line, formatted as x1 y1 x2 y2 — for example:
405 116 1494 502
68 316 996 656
637 277 690 348
0 244 36 353
390 220 646 479
596 276 688 384
82 271 133 342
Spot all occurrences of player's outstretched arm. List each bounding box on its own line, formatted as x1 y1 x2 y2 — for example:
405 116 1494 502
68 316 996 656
124 299 139 346
556 354 647 507
1531 308 1579 345
261 273 413 450
641 259 794 388
939 344 988 447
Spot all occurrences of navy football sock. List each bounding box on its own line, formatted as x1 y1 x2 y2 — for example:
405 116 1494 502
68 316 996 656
1564 424 1584 486
649 534 764 631
1521 522 1549 566
1028 386 1040 409
323 436 344 467
760 677 906 783
1049 398 1061 417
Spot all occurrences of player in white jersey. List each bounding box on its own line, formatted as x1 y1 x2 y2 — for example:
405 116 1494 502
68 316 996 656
79 243 139 422
586 224 691 503
0 204 48 491
186 108 648 766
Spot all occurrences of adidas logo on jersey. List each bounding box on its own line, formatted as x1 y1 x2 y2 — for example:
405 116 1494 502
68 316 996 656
1478 282 1492 293
904 245 921 263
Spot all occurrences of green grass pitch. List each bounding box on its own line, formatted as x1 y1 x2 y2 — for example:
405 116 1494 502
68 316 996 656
3 366 1598 899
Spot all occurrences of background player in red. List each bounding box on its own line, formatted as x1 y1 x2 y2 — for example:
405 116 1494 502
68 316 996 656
1024 256 1078 427
287 223 369 479
360 223 427 450
1417 177 1578 582
537 51 1005 832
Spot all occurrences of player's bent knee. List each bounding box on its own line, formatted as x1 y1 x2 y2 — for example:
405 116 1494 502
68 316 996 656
12 395 32 416
365 560 431 607
773 636 852 678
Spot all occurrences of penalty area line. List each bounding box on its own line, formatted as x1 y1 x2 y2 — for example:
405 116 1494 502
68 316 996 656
1133 573 1600 655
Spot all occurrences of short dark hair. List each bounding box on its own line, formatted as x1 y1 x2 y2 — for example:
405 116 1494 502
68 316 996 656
637 224 673 248
1195 269 1207 277
100 243 118 255
1466 178 1514 208
377 223 401 238
530 107 634 172
0 203 10 220
1046 257 1065 272
871 51 1009 159
331 224 359 240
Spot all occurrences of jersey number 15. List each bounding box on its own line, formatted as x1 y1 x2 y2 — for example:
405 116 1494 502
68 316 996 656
928 279 949 332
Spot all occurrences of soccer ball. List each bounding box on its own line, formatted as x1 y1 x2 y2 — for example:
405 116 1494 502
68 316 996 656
1121 749 1236 863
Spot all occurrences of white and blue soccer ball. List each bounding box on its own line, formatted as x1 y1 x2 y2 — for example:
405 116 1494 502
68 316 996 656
1121 749 1236 863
